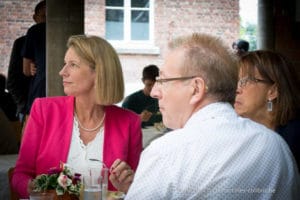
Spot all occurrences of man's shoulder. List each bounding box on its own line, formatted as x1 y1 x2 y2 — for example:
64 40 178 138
239 117 280 139
122 90 144 108
15 35 26 43
125 90 144 99
26 22 46 36
28 22 45 30
227 117 294 163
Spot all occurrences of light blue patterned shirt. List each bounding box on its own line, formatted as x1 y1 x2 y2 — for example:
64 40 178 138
126 102 300 200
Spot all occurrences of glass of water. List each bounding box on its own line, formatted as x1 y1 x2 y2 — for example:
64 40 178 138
83 160 108 200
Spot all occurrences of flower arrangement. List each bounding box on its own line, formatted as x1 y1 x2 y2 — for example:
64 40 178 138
32 163 82 197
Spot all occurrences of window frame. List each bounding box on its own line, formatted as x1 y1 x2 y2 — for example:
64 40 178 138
105 0 159 55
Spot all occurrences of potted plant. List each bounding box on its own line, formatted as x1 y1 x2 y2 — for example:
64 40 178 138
31 163 82 200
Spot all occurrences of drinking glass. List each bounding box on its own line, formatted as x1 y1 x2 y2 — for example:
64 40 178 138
83 160 108 200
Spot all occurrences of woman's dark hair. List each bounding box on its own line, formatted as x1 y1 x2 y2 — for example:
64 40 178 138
239 50 300 125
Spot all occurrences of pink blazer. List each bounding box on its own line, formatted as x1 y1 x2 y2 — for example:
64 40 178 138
12 96 142 198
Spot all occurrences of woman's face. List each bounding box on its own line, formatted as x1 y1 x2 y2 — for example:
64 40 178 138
59 47 96 97
234 68 273 122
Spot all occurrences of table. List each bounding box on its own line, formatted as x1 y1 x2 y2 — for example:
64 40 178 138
142 126 165 148
0 154 18 200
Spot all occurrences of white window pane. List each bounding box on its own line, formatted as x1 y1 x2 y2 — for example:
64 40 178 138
106 9 124 40
131 10 149 40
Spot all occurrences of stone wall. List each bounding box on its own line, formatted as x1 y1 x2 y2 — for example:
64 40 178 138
0 0 40 75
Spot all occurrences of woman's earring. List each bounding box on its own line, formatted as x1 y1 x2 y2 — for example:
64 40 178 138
267 99 273 112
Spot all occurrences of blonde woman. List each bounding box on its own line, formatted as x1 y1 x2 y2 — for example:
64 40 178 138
12 35 142 198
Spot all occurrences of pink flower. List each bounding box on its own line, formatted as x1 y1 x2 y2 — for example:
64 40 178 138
33 163 82 197
57 173 72 189
73 173 81 184
47 167 62 175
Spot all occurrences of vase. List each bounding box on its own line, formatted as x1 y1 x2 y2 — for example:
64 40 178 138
46 190 79 200
29 192 55 200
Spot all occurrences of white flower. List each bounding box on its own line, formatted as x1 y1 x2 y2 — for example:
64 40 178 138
57 173 72 189
32 163 82 197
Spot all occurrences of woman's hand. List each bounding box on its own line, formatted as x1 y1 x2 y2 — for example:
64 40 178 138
109 159 135 193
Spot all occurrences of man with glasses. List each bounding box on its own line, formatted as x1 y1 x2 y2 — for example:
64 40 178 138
124 33 299 199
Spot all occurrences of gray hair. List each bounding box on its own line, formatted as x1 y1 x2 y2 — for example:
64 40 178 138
169 33 238 104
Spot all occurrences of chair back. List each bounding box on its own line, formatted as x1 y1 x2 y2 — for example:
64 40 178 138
0 109 19 154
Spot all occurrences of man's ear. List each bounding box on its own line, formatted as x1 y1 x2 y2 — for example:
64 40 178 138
267 84 278 101
190 77 206 104
33 14 37 22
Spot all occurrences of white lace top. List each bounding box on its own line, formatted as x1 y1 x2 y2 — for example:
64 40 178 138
67 116 104 177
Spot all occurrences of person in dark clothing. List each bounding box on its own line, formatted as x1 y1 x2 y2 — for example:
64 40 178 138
232 39 249 57
22 0 46 114
276 111 300 171
7 36 31 122
122 64 161 127
0 74 18 121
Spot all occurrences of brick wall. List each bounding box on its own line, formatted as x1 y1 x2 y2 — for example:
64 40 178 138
1 0 239 95
154 0 239 52
0 0 40 75
84 0 239 90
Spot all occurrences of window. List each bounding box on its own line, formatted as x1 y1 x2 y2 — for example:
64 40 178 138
105 0 159 54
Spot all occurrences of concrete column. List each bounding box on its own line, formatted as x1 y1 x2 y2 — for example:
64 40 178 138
46 0 84 96
257 0 275 50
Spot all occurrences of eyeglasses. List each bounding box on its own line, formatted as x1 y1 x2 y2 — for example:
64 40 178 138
238 77 271 88
155 76 196 86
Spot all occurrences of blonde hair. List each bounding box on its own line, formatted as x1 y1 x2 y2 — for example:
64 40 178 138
67 35 124 105
169 33 238 104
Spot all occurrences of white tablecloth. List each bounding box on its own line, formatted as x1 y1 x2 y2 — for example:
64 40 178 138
0 154 18 200
142 126 165 148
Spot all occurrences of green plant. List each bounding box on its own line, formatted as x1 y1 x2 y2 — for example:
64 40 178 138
32 163 82 197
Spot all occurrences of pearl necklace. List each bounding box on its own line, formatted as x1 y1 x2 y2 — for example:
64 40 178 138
75 112 105 132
